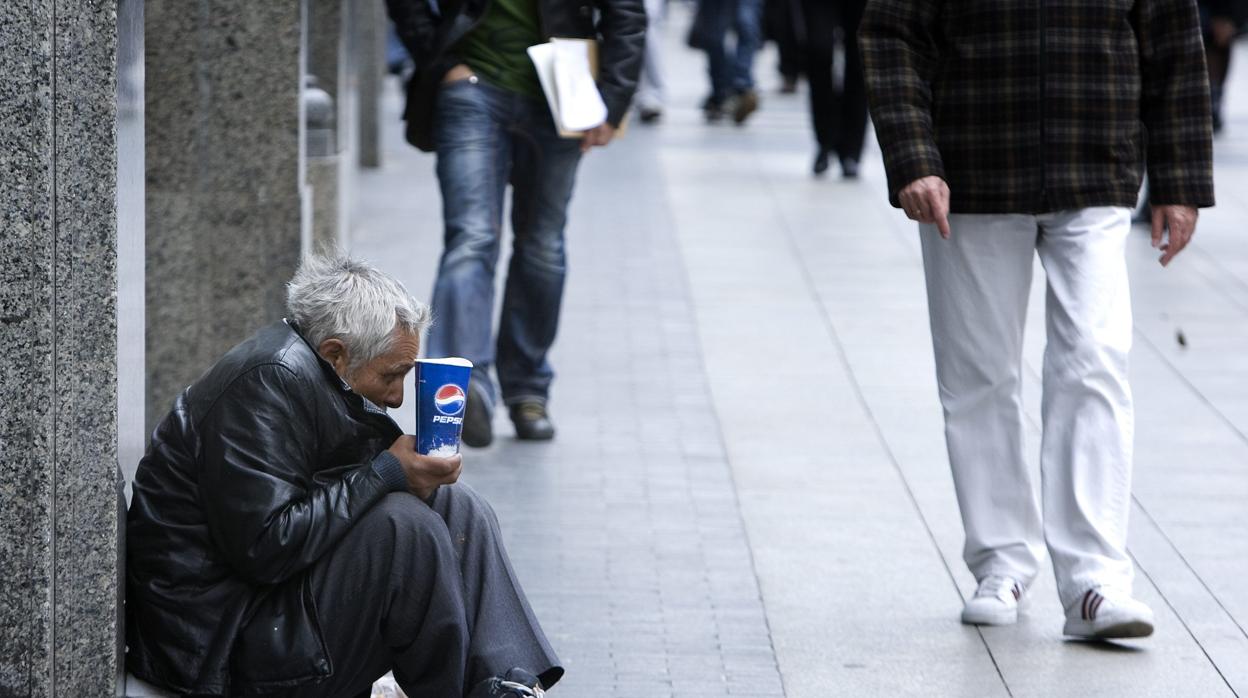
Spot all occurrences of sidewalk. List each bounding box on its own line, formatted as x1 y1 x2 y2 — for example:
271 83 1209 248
352 13 1248 696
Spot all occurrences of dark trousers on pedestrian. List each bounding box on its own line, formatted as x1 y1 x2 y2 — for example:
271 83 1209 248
765 0 805 82
803 0 868 165
275 486 562 697
692 0 765 102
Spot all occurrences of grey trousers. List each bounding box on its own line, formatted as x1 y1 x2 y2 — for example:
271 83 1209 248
279 484 562 697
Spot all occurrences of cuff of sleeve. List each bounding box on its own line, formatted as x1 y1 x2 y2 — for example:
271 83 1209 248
1147 179 1216 208
371 451 408 492
886 154 946 208
601 89 631 128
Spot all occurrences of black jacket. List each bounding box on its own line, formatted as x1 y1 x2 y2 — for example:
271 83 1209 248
126 320 407 695
387 0 646 151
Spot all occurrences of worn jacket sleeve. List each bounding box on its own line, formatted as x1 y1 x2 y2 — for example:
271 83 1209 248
198 364 398 586
1135 0 1215 207
858 0 944 207
596 0 647 126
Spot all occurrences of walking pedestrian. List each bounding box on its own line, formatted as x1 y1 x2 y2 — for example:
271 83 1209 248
804 0 868 177
1200 0 1248 132
689 0 765 123
861 0 1214 639
638 0 668 123
765 0 804 93
387 0 645 446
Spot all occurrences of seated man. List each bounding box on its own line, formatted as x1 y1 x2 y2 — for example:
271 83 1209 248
126 254 562 697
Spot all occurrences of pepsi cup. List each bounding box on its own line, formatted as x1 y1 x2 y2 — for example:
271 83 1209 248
414 358 473 456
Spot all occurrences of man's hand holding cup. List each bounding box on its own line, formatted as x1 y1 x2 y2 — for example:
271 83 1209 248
387 435 463 500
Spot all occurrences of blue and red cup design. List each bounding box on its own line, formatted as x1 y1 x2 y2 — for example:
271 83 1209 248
414 358 473 456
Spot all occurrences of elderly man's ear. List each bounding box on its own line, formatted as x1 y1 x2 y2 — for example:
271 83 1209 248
318 338 351 376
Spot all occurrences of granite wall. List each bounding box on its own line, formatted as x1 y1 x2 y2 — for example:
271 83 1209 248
144 1 305 430
0 1 123 696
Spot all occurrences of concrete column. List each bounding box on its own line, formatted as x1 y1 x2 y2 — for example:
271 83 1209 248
144 1 305 430
0 2 123 696
307 0 348 250
356 0 387 169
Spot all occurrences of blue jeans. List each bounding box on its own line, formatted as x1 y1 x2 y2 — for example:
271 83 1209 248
699 0 763 101
428 79 582 407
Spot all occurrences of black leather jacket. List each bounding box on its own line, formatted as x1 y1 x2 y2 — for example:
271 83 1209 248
126 320 406 695
387 0 646 151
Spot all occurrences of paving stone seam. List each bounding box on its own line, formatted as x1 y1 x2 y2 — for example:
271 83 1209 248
743 138 1018 698
1131 497 1248 644
644 148 790 698
1129 547 1241 697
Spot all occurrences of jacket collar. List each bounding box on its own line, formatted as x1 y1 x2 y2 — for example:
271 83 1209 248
283 319 401 426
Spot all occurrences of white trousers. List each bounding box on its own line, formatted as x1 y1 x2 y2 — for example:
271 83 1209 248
637 0 666 110
919 207 1136 609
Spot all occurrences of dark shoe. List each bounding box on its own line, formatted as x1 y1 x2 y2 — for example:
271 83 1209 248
702 96 725 122
468 668 545 698
461 379 494 448
813 150 829 176
509 401 555 441
731 89 760 124
639 107 663 124
841 157 860 179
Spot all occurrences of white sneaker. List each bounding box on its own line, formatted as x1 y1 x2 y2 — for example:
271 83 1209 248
1063 588 1154 639
961 575 1023 625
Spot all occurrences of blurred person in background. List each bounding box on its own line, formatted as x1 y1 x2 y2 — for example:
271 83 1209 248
1200 0 1248 132
689 0 764 122
765 0 805 93
804 0 868 177
387 0 645 446
638 0 668 123
862 0 1213 639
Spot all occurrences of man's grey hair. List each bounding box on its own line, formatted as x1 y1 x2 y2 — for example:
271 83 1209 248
286 253 430 371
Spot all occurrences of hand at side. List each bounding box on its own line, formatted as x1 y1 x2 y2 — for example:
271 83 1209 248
899 176 952 239
1151 205 1198 267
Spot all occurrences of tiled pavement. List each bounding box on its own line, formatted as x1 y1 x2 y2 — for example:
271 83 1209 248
353 13 1248 697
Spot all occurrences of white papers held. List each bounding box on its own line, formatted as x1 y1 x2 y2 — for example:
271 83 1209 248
527 38 608 137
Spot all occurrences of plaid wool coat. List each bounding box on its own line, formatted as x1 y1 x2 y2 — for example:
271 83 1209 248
859 0 1216 213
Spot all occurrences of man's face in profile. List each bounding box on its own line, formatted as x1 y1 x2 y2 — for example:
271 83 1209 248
323 330 421 409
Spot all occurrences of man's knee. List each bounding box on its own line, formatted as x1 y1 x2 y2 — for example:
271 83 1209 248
440 225 501 271
434 483 502 532
365 493 458 561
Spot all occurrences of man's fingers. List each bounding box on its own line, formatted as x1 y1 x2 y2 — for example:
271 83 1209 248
1156 206 1198 266
899 193 917 220
914 195 932 223
1160 224 1191 266
445 456 463 484
930 187 952 238
425 453 461 476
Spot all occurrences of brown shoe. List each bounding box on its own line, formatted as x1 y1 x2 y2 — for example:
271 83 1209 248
509 401 555 441
731 89 759 124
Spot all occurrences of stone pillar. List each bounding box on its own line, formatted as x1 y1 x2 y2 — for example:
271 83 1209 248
307 0 349 250
356 0 387 169
306 77 341 252
117 0 146 491
144 1 305 430
0 2 123 696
